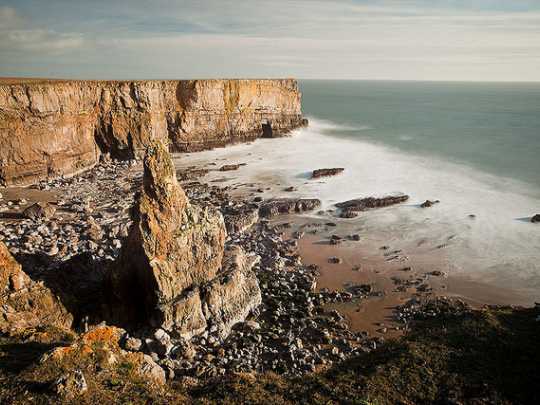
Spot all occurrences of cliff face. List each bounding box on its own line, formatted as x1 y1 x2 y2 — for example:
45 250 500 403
0 79 304 186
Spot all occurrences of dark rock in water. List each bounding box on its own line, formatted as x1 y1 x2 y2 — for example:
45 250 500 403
312 168 344 179
284 186 297 192
340 209 358 218
301 118 309 127
23 202 56 220
336 195 409 212
468 214 476 219
219 164 243 171
531 214 540 223
259 198 321 218
420 199 440 208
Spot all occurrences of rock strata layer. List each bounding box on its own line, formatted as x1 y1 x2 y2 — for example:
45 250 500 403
109 139 260 339
0 79 304 186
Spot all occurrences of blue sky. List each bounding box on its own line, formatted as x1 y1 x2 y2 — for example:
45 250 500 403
1 0 539 80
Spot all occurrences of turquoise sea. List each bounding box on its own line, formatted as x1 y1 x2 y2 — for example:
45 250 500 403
300 80 540 190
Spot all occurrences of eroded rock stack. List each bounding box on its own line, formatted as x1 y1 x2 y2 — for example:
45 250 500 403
109 139 261 339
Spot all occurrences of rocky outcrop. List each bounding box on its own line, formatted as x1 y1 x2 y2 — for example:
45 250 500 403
0 79 304 186
259 198 321 218
223 204 259 234
0 241 73 335
40 326 167 387
203 246 262 339
109 139 260 339
420 199 440 208
312 168 344 179
336 195 409 213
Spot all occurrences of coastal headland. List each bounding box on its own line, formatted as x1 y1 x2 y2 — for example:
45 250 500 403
0 78 538 404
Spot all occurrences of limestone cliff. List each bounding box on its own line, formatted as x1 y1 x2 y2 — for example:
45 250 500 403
0 79 304 186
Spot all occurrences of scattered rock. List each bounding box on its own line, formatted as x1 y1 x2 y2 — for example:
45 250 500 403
51 370 88 399
328 256 342 264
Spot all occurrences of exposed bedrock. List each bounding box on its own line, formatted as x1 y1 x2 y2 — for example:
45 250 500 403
108 139 260 339
0 241 73 335
0 79 305 186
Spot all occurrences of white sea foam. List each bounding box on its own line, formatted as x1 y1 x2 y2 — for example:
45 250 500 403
177 118 540 299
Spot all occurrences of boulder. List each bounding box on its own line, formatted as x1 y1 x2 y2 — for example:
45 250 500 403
420 199 440 208
531 214 540 223
312 168 344 179
22 202 56 220
0 242 73 335
110 139 226 332
259 198 321 218
336 195 409 212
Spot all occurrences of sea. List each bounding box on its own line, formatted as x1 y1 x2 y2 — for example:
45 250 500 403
180 80 540 304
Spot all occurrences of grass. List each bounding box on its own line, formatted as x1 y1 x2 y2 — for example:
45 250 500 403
0 303 538 404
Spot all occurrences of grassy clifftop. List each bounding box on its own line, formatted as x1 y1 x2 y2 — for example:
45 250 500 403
1 302 539 404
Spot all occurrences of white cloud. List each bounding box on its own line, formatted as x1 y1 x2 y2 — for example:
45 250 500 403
0 6 84 54
1 1 540 80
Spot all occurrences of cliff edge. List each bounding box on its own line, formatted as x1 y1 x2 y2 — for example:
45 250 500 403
0 79 305 186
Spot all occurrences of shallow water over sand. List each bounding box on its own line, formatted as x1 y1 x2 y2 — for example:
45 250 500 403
178 122 540 305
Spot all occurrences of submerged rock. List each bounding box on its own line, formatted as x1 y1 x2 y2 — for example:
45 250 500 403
312 168 344 179
259 198 321 218
336 195 409 212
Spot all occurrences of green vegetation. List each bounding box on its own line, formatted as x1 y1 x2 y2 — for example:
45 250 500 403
0 304 538 404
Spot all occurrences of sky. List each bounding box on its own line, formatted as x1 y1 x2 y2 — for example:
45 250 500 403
1 0 540 81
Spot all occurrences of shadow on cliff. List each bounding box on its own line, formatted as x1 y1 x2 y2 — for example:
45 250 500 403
17 252 113 330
